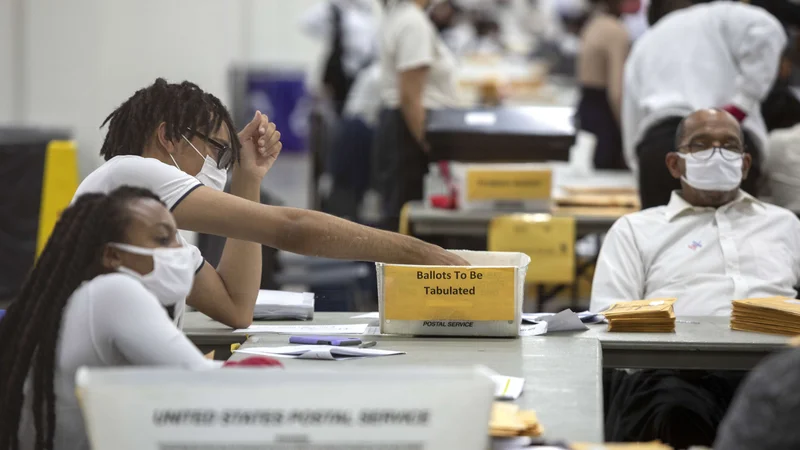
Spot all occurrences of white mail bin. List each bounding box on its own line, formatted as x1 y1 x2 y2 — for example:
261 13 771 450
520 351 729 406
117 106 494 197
376 250 530 337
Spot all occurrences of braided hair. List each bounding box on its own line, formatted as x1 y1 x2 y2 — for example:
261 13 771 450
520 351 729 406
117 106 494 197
0 187 163 450
99 78 241 167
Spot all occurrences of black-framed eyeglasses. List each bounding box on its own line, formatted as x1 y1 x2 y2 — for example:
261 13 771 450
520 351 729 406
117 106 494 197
677 143 745 162
190 130 233 170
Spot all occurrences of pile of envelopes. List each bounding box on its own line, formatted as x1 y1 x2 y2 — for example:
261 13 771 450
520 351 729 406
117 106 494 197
604 298 676 333
571 441 672 450
489 402 543 438
731 297 800 336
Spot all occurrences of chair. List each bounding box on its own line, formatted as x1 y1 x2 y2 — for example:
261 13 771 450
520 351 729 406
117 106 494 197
487 214 576 311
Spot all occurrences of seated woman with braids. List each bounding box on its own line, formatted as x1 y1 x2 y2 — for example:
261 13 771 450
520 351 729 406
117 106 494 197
0 187 217 450
73 78 467 331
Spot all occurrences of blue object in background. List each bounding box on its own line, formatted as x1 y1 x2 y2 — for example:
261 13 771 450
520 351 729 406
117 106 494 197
0 309 5 321
246 70 309 153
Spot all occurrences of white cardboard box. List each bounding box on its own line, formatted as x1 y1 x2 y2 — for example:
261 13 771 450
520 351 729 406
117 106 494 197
376 251 530 337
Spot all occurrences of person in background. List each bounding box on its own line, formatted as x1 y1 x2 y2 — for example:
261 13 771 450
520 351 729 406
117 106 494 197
374 0 461 231
0 188 218 450
75 79 467 331
714 348 800 450
623 0 786 208
575 0 638 170
592 109 800 448
300 0 377 115
325 63 383 221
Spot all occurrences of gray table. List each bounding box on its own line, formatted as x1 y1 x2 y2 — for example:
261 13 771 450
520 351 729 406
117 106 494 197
406 201 622 238
230 330 604 443
587 316 789 371
186 312 790 442
186 312 789 371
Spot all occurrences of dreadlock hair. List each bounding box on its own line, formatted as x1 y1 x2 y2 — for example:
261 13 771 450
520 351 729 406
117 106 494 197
0 186 164 450
99 78 241 168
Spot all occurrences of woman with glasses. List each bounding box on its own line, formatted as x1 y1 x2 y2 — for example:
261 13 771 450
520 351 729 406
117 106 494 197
74 78 468 331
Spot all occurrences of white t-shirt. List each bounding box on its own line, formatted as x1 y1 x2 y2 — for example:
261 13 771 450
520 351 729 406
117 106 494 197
18 274 216 450
380 0 461 109
72 155 207 328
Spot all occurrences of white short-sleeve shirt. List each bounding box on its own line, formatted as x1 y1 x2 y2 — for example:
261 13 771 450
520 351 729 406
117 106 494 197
379 0 461 109
72 155 207 327
18 274 216 450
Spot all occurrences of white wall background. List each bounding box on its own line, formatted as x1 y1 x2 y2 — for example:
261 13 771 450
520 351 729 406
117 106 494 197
2 0 328 177
0 0 20 123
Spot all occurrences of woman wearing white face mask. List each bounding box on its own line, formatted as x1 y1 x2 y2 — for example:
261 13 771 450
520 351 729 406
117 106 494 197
72 78 468 332
0 187 216 450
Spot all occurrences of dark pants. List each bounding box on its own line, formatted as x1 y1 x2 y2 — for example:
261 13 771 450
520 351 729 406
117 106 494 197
323 116 374 221
577 86 627 170
605 369 745 449
636 118 762 209
372 109 429 232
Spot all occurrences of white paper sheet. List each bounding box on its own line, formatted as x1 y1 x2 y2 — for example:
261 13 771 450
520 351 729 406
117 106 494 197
235 345 405 361
233 324 369 335
522 310 604 324
519 309 588 336
491 375 525 400
350 312 379 319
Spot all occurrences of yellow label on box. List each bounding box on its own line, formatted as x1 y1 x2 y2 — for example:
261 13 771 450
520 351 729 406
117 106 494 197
382 266 516 321
488 215 575 284
466 169 552 201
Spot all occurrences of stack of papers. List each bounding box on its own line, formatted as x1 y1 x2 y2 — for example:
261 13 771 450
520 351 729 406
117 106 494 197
253 290 314 321
234 324 369 334
731 297 800 336
235 345 404 361
604 299 676 333
570 441 673 450
489 402 543 438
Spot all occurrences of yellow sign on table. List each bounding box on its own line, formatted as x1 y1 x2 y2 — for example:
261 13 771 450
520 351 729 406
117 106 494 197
466 169 552 201
382 266 516 321
488 215 575 284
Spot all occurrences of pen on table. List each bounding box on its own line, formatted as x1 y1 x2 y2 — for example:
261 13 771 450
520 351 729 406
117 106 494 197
359 341 377 348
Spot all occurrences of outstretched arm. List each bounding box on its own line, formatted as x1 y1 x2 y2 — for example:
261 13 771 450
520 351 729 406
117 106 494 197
173 188 467 266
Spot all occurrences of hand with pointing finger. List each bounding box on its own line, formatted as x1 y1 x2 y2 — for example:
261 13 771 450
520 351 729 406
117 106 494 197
235 110 282 181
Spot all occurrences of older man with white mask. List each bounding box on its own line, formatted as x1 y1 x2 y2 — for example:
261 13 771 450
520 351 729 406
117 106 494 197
592 108 800 448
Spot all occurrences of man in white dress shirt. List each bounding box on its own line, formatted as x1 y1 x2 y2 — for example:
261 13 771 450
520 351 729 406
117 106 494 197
623 0 786 209
592 108 800 448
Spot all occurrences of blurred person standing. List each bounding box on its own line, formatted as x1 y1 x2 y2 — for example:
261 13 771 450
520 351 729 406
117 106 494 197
576 0 639 170
300 0 378 115
623 0 786 208
373 0 461 231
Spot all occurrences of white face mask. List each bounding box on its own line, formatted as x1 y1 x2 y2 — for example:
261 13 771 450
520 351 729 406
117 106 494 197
677 148 743 192
110 243 196 306
166 135 227 191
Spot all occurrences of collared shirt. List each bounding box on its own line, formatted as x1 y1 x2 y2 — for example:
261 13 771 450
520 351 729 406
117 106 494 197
622 2 786 171
590 190 800 316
